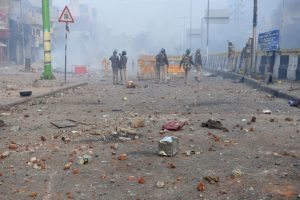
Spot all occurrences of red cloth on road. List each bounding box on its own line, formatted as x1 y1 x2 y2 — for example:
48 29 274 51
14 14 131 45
162 121 187 131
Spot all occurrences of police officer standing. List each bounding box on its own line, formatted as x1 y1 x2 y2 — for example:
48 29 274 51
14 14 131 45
109 50 120 85
227 42 235 71
119 50 128 85
155 54 160 83
194 49 202 82
180 49 194 85
157 48 169 84
239 40 251 74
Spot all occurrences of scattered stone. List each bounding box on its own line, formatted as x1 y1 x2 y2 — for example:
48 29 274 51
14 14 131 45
262 109 272 114
0 120 5 127
6 85 18 90
158 136 178 157
219 190 227 194
110 143 119 150
61 137 71 143
0 151 9 159
8 143 17 150
168 163 176 169
285 117 293 121
40 136 46 142
116 127 137 134
11 126 20 132
110 179 115 183
138 177 145 184
131 117 145 128
251 117 256 122
156 181 165 188
270 119 275 122
126 81 137 88
30 157 37 163
72 168 80 175
76 155 91 165
232 168 242 178
64 162 73 170
185 150 196 156
127 176 136 181
189 127 195 131
118 153 127 161
29 192 37 198
197 182 206 192
204 175 220 184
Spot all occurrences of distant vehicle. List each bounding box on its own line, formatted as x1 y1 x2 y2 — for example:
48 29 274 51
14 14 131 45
137 55 184 80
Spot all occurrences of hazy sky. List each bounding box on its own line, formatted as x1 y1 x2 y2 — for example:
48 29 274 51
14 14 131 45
52 0 282 52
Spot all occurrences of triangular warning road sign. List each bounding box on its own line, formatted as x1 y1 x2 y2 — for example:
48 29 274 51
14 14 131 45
59 6 74 23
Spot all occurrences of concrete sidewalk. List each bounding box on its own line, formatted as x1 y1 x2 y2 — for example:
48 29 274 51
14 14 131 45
0 65 88 109
206 70 300 101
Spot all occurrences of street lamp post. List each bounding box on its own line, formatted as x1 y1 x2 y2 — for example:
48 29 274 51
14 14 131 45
250 0 257 75
206 0 210 67
189 0 192 49
16 0 26 66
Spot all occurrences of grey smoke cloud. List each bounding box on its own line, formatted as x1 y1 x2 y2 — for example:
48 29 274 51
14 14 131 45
51 0 286 73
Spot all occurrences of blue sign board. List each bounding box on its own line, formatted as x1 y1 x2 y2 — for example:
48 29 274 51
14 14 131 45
258 30 280 51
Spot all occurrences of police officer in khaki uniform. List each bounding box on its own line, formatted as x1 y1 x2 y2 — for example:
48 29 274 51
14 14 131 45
119 50 128 85
179 49 194 85
194 49 202 82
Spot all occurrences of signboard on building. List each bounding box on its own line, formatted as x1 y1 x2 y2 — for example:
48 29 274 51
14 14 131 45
258 30 280 51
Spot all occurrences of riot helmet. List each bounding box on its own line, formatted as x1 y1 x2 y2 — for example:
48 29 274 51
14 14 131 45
186 49 191 55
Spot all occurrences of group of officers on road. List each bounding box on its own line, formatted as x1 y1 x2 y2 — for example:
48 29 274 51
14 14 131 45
109 48 202 85
109 50 128 85
155 48 203 85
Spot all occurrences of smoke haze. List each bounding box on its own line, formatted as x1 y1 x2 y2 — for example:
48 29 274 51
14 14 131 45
50 0 298 73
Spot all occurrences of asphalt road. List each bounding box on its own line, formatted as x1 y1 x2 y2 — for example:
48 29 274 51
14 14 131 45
0 75 299 200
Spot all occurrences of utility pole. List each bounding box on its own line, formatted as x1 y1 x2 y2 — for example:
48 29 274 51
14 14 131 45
42 0 53 79
206 0 210 67
19 0 25 66
250 0 257 75
189 0 192 49
280 0 285 49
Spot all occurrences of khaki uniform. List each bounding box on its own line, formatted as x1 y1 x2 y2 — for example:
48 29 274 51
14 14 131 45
240 44 251 74
157 52 169 84
227 43 235 71
180 54 194 85
194 52 202 81
119 54 128 85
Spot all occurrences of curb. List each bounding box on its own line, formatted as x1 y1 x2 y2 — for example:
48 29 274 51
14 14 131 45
0 82 88 110
207 69 300 101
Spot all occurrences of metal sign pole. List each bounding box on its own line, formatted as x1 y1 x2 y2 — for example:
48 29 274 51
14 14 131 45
65 23 68 82
206 0 210 67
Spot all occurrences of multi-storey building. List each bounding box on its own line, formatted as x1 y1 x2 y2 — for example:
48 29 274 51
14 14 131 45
0 0 9 63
